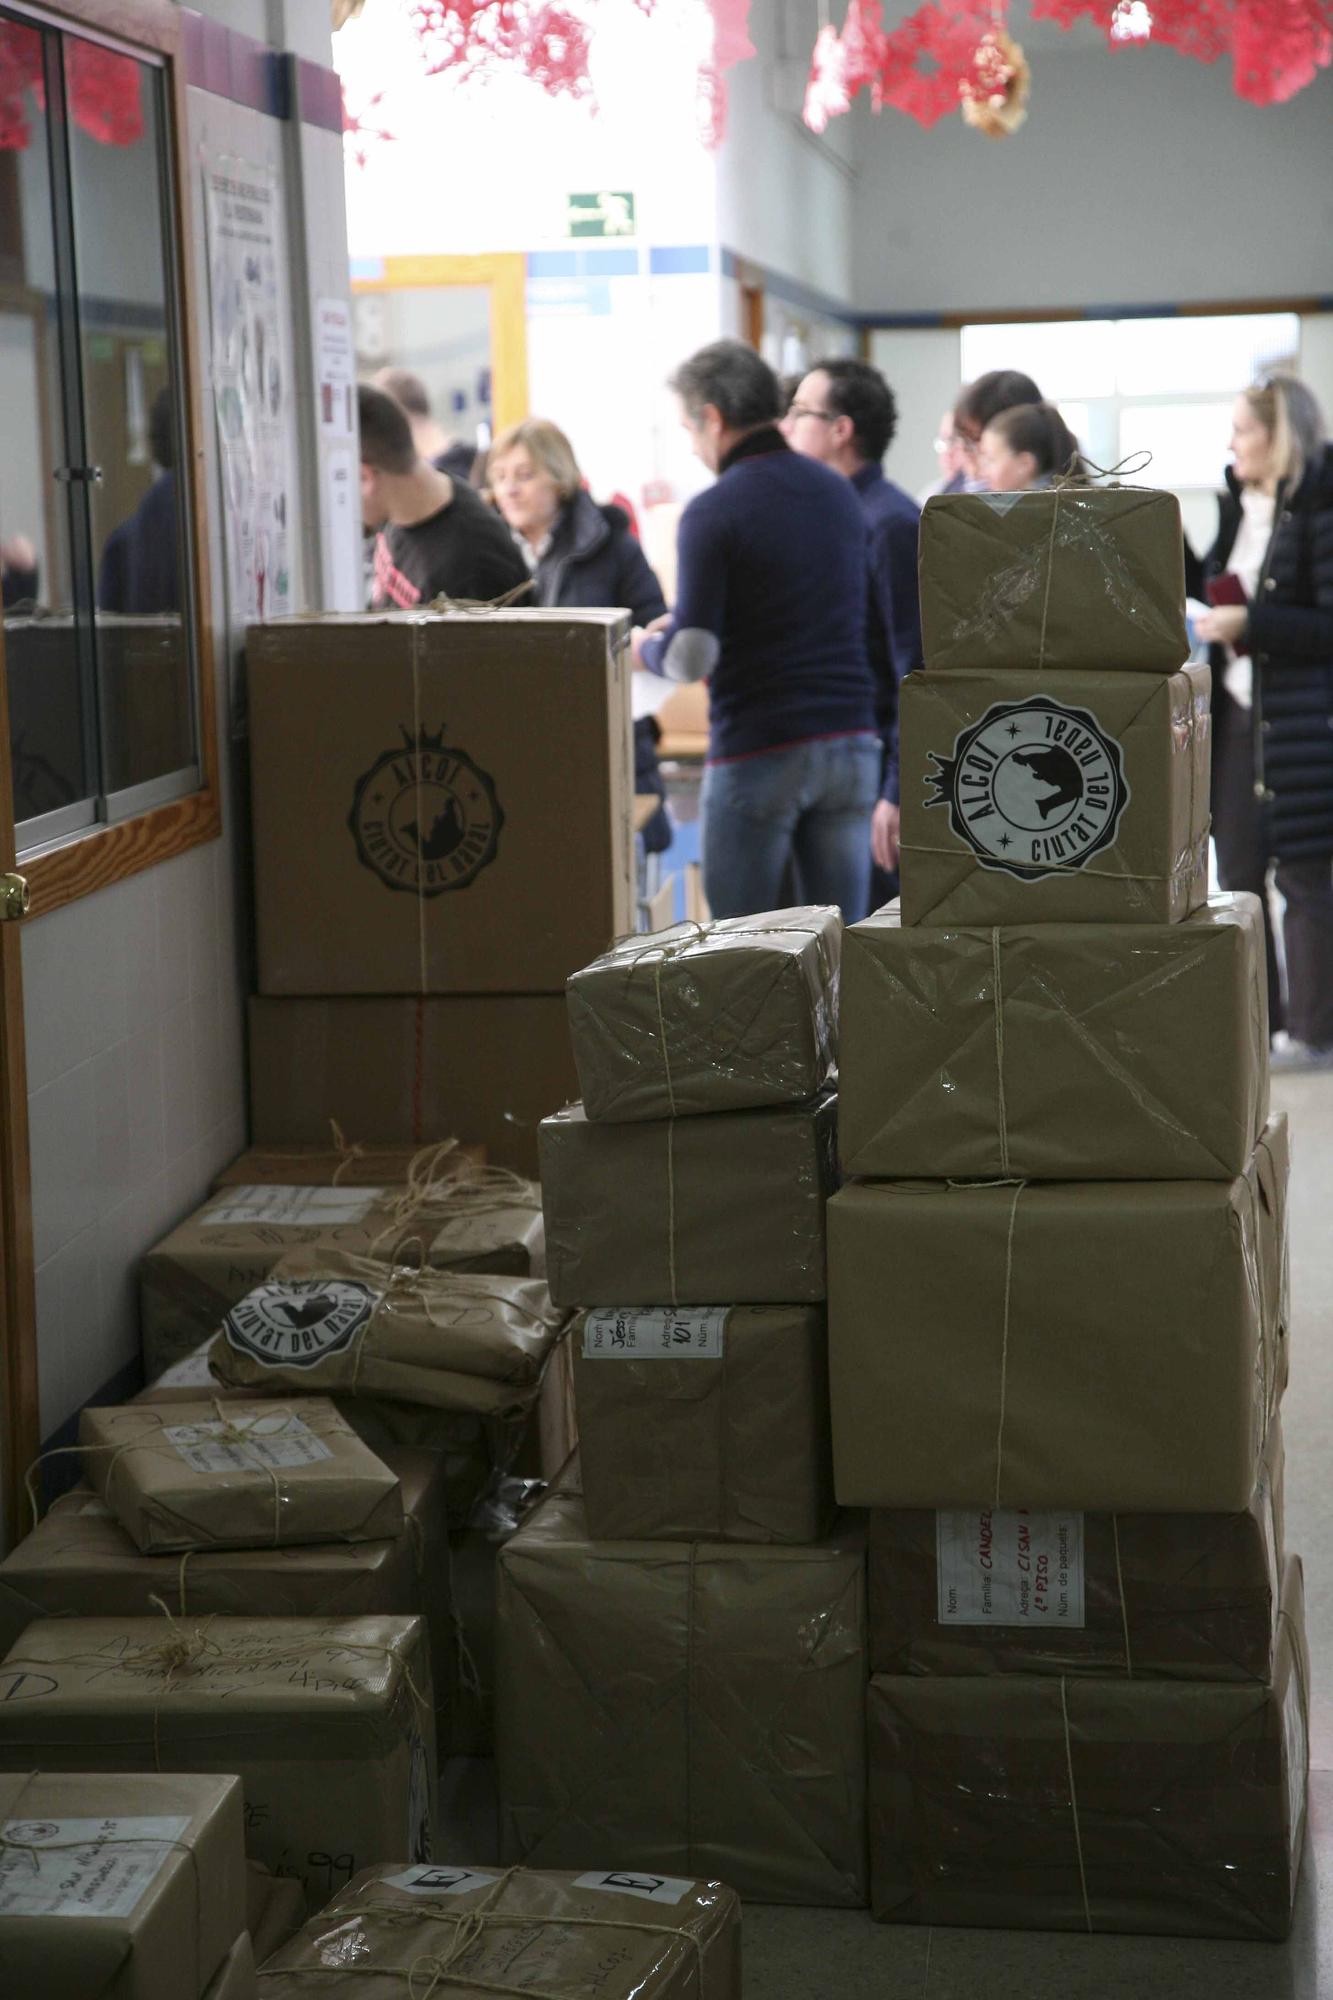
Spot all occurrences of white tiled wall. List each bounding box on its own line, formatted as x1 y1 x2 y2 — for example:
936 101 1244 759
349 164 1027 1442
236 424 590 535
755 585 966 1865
23 837 246 1431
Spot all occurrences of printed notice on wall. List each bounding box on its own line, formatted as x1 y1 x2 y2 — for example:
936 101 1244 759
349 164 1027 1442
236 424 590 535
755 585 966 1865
936 1509 1085 1627
581 1307 728 1360
0 1815 190 1917
317 298 355 438
205 159 293 626
204 1185 383 1230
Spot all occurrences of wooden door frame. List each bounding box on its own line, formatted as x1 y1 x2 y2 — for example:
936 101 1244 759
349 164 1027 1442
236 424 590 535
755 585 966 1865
351 252 530 435
0 0 210 1542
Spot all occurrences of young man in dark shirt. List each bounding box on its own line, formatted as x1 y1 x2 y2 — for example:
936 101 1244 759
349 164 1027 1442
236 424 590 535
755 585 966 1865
635 340 880 922
359 384 528 609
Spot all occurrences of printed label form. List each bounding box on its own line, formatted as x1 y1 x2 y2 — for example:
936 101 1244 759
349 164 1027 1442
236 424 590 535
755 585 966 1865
573 1871 693 1906
0 1815 190 1918
383 1866 498 1897
164 1412 334 1476
204 1185 384 1230
582 1307 728 1360
936 1509 1085 1627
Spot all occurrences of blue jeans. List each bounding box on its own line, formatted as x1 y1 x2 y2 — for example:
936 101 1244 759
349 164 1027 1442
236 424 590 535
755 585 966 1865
701 732 881 922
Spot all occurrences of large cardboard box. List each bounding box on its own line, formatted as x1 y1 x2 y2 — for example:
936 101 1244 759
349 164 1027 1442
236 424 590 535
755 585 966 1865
209 1247 565 1421
246 1864 305 1963
540 1093 838 1309
918 486 1190 674
248 993 578 1177
248 611 634 995
0 1614 436 1914
203 1931 258 2000
496 1471 868 1906
869 1558 1309 1941
572 1305 834 1542
257 1862 741 1998
79 1398 403 1555
0 1451 454 1751
567 907 840 1123
0 1769 246 2000
899 664 1211 926
869 1415 1284 1682
840 894 1268 1180
829 1117 1289 1511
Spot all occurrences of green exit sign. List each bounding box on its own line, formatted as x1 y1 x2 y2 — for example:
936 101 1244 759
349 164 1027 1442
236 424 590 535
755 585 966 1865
567 191 636 239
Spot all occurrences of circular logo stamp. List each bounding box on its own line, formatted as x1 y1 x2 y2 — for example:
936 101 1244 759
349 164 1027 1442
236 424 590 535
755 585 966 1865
5 1821 60 1844
924 696 1129 879
349 728 504 898
222 1280 379 1370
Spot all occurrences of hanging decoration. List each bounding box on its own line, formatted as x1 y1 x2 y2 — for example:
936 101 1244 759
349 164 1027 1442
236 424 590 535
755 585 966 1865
0 21 143 151
410 0 598 99
1030 0 1332 106
958 25 1031 135
698 0 755 147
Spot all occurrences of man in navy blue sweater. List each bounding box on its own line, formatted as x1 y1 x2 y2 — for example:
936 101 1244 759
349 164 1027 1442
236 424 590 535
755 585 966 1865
635 341 880 922
786 357 922 903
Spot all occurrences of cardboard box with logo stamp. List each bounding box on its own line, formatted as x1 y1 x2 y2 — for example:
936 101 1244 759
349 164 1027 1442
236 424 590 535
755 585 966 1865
247 611 634 995
0 1770 247 2000
0 1614 436 1915
247 993 578 1178
839 894 1268 1180
899 664 1211 926
868 1558 1309 1941
829 1117 1289 1512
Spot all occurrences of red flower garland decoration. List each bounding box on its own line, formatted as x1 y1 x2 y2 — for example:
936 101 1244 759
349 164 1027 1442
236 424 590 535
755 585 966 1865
1030 0 1332 104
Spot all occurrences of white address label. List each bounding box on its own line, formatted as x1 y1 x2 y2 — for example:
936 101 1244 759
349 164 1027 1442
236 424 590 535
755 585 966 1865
0 1814 190 1918
582 1307 728 1360
383 1866 498 1897
203 1185 384 1229
936 1509 1085 1627
573 1871 693 1906
164 1412 333 1476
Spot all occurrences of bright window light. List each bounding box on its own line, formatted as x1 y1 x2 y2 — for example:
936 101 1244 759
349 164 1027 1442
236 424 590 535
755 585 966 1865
1118 402 1234 488
959 321 1116 401
1115 314 1299 396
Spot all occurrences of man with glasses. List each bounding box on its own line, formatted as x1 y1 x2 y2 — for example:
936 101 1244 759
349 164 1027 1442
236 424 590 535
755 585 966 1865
785 358 922 897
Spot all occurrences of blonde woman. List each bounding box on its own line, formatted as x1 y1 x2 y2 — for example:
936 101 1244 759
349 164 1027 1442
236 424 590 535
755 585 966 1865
487 418 667 625
1195 374 1333 1067
488 418 673 851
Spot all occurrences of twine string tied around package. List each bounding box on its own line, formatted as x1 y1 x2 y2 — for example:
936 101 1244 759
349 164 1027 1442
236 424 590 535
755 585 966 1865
1035 449 1154 672
1059 1676 1094 1933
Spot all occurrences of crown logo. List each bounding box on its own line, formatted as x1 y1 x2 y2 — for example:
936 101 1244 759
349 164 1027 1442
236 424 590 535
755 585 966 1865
397 723 450 754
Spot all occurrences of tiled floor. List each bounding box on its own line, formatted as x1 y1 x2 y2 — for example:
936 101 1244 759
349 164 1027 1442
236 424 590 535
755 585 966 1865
444 1069 1333 1998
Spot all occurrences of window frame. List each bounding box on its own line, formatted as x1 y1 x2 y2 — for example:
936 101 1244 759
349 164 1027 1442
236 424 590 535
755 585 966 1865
0 0 220 920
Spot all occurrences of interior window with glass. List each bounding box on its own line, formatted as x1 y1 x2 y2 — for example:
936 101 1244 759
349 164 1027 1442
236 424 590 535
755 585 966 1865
0 9 197 855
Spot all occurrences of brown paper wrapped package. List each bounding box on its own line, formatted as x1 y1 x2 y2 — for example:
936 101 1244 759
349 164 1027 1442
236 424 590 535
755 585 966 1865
209 1246 565 1421
829 1116 1289 1511
0 1769 247 2000
0 1613 436 1914
214 1140 485 1189
78 1398 403 1555
204 1931 257 1999
247 610 634 996
899 664 1211 926
572 1305 834 1542
840 893 1268 1180
869 1557 1309 1941
870 1413 1284 1682
0 1450 454 1737
567 906 840 1123
540 1093 837 1309
245 1863 306 1963
257 1862 740 1999
141 1177 545 1379
918 486 1189 673
496 1469 867 1906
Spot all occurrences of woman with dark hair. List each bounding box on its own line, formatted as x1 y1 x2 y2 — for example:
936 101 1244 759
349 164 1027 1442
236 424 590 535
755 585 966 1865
976 401 1083 492
1195 373 1333 1067
952 367 1043 485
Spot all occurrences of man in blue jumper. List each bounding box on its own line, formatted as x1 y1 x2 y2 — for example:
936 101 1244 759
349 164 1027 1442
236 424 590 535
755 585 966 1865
633 340 881 922
786 358 922 902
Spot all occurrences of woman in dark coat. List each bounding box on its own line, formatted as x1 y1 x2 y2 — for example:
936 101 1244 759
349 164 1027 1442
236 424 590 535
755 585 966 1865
488 417 672 853
1196 374 1333 1065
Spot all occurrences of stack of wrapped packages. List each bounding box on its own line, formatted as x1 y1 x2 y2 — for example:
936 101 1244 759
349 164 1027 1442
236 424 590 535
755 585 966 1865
831 480 1305 1940
126 1134 569 1755
513 910 868 1908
